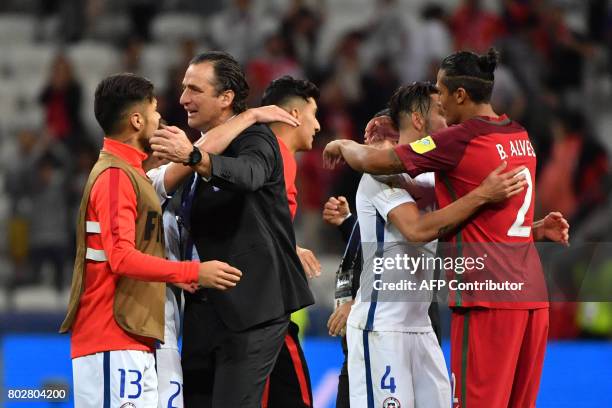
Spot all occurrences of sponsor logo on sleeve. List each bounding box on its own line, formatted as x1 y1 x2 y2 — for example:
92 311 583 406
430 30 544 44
409 136 436 154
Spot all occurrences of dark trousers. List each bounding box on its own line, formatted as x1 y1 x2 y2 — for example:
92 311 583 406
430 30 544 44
264 321 313 407
336 335 350 408
182 298 289 408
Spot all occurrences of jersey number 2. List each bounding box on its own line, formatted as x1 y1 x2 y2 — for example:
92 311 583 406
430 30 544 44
167 381 181 408
507 168 533 238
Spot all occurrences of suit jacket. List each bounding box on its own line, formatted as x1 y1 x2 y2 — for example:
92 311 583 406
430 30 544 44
189 123 314 331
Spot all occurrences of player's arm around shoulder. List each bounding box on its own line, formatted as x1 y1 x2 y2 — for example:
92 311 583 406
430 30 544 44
323 139 406 175
388 162 528 242
365 174 422 241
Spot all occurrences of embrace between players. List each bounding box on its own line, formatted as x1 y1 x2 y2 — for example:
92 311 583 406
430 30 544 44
61 48 569 408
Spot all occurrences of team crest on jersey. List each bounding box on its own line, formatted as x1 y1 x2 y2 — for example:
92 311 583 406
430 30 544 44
120 403 136 408
382 397 401 408
409 135 436 154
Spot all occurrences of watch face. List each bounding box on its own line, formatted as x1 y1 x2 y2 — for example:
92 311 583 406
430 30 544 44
190 147 202 165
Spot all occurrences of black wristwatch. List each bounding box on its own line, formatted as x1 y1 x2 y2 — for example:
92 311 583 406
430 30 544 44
185 145 202 166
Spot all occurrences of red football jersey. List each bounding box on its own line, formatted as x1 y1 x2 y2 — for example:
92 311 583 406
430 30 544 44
395 115 548 309
277 136 298 221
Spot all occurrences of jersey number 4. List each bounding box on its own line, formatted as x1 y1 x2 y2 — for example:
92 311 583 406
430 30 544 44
507 168 533 238
381 365 397 393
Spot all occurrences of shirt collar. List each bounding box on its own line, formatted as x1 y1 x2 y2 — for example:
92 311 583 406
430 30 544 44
276 136 294 153
472 114 511 126
102 137 148 170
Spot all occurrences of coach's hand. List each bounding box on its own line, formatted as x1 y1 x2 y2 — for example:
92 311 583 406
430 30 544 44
328 300 353 337
151 125 193 164
198 261 242 290
248 105 300 127
297 245 321 278
322 196 350 226
476 161 527 203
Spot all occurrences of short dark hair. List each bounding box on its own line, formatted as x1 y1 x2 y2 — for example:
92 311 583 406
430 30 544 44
388 82 439 129
189 51 249 114
439 48 499 103
94 73 154 135
261 75 319 107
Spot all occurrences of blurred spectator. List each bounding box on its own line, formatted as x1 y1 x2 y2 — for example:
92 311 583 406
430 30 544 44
537 110 609 227
311 78 363 225
39 53 85 151
280 4 321 76
362 0 408 65
491 63 526 122
540 4 594 98
57 0 87 42
5 129 42 293
28 154 70 293
208 0 275 63
450 0 504 52
5 129 70 293
121 36 144 73
359 57 400 130
126 0 159 41
414 4 453 80
497 15 546 99
496 18 553 164
318 79 357 142
587 0 609 43
167 0 224 15
327 31 365 103
247 32 302 105
296 133 335 252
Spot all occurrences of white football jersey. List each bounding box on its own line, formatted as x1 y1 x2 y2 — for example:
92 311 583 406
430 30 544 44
348 172 437 333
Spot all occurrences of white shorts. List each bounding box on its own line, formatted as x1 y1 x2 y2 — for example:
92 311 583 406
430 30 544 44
347 325 451 408
156 287 184 407
72 350 157 408
160 287 181 351
155 348 183 408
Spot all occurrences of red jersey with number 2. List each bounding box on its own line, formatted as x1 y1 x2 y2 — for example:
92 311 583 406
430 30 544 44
394 115 548 309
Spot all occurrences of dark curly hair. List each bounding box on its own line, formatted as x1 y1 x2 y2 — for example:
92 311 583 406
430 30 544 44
94 73 154 135
388 82 439 130
261 75 319 107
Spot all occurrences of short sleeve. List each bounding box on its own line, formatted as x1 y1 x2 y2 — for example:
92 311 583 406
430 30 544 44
363 175 415 221
394 125 472 177
146 164 170 205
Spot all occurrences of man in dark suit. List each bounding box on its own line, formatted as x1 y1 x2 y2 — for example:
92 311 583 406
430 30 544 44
151 51 314 407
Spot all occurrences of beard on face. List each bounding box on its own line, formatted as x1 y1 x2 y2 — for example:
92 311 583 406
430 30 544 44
143 141 153 154
141 117 165 154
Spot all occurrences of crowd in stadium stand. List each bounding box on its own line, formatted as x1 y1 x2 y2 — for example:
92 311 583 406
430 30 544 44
0 0 611 338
